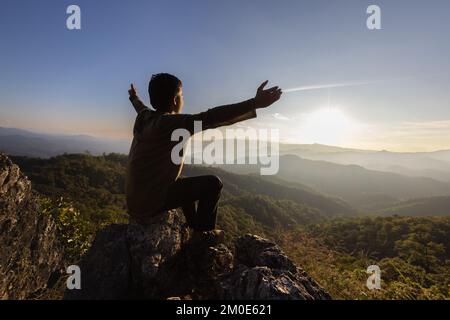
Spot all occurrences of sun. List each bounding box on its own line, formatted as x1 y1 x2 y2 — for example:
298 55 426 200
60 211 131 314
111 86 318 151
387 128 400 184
299 108 358 145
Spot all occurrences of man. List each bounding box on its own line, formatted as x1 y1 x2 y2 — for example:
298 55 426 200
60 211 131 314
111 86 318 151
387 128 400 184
126 73 282 241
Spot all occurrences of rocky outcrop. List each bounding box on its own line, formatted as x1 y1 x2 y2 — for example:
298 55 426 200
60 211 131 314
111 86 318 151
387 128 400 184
0 153 331 300
64 210 191 299
64 210 331 300
0 153 65 299
219 234 331 299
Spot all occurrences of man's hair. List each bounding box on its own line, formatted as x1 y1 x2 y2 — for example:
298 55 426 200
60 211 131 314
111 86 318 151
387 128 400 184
148 73 182 111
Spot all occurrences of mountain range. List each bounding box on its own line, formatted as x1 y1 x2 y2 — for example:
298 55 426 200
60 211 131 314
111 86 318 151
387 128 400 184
0 127 129 157
216 155 450 211
3 127 450 214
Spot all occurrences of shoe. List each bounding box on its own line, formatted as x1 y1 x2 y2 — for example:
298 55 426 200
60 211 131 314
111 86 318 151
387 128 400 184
190 229 225 247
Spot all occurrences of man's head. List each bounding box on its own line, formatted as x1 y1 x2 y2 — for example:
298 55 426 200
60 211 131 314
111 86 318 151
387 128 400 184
148 73 184 113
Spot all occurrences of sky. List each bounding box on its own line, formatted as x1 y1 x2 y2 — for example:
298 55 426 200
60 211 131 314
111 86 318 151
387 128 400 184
1 0 450 151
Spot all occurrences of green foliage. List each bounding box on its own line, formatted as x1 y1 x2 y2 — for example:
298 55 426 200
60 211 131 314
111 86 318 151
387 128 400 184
38 196 92 261
216 204 266 244
291 216 450 299
378 196 450 217
12 154 129 227
13 154 327 233
309 216 450 264
224 195 324 228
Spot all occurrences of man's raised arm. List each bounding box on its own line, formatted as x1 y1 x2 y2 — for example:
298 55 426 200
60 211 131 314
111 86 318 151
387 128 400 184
127 80 283 137
128 84 148 114
177 80 283 134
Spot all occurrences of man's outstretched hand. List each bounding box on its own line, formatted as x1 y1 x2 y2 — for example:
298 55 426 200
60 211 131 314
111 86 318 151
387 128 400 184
128 84 148 113
254 80 282 109
128 84 137 100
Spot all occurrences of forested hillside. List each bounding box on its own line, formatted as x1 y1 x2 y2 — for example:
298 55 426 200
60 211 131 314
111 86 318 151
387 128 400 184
10 154 450 299
217 154 450 210
11 154 353 239
281 216 450 299
377 196 450 217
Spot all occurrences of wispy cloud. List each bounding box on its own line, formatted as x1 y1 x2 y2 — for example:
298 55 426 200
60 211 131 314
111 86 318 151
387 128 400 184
282 77 416 94
282 81 374 93
272 113 290 121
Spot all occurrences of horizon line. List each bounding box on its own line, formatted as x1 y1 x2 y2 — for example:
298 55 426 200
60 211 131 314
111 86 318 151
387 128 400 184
2 125 450 154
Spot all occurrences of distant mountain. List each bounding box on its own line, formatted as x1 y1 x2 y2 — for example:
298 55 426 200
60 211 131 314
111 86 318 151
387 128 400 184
279 143 450 182
4 129 450 184
183 165 358 218
426 149 450 162
279 143 371 154
377 196 450 217
189 141 450 182
382 165 450 183
0 127 129 157
216 154 450 211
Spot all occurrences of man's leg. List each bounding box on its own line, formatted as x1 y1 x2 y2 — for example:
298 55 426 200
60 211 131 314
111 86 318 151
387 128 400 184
161 175 223 231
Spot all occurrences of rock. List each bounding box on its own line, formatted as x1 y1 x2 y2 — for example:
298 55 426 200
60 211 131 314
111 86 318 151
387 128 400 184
127 211 190 298
218 235 332 300
0 153 331 300
63 210 191 300
234 234 297 272
64 215 331 300
0 153 65 299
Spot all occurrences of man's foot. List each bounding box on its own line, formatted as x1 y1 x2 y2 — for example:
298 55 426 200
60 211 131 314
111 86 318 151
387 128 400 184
191 229 225 247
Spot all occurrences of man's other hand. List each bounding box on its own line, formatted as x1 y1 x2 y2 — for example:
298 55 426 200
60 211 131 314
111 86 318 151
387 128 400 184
128 84 137 99
254 80 282 109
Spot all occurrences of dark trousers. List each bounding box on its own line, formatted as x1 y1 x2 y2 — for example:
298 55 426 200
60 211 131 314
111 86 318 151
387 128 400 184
160 175 223 231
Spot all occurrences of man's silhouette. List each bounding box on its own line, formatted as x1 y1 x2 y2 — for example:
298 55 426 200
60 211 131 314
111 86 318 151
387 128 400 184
126 73 282 241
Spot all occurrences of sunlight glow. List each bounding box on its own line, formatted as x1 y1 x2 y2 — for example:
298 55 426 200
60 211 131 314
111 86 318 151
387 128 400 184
299 108 360 145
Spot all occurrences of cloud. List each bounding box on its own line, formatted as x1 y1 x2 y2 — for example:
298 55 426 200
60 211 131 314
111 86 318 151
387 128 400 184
272 113 290 121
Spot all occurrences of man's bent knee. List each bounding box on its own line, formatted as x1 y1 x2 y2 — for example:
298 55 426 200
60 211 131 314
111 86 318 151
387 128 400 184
206 175 223 192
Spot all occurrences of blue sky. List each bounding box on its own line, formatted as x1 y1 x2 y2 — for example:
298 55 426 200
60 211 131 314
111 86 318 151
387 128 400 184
1 0 450 151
